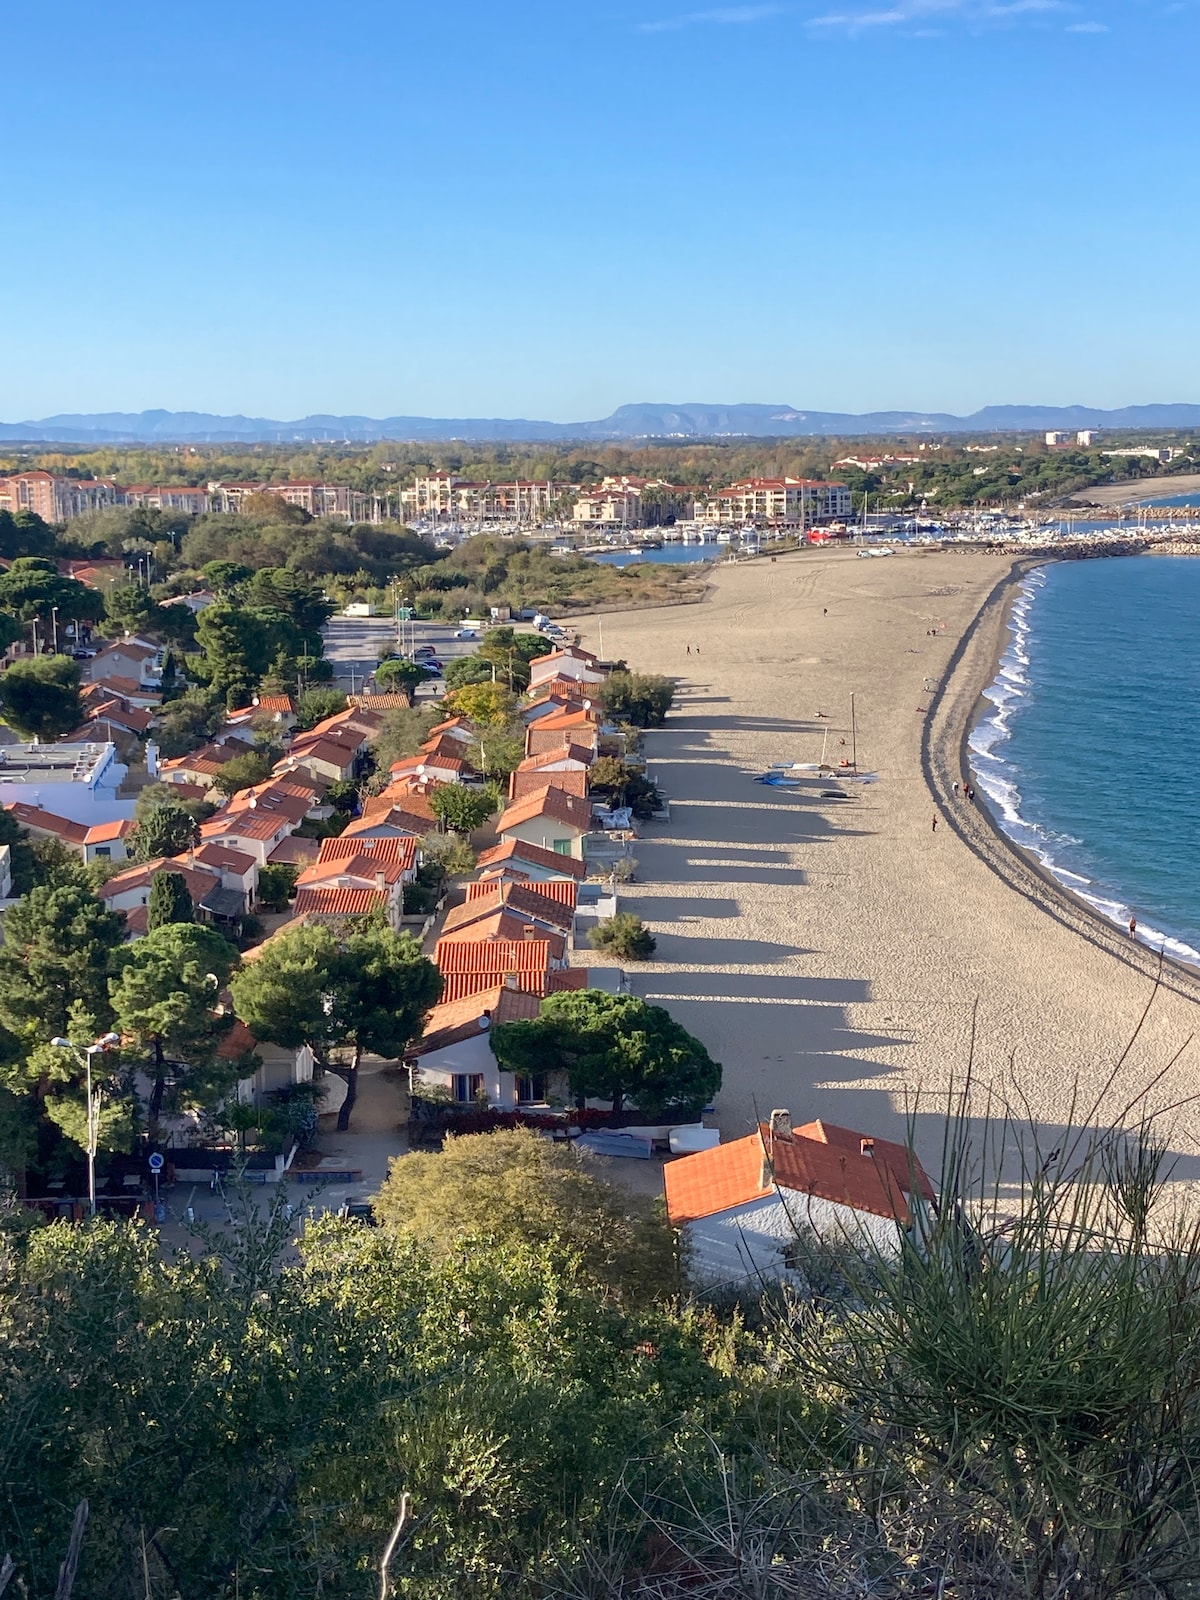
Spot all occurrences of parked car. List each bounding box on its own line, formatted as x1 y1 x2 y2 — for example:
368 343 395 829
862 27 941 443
413 644 438 660
73 648 98 660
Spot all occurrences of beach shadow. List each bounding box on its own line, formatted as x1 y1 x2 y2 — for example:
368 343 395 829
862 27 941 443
645 932 805 966
638 970 870 1004
623 895 743 922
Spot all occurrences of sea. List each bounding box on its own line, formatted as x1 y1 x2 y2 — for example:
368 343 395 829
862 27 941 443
970 554 1200 965
587 543 725 567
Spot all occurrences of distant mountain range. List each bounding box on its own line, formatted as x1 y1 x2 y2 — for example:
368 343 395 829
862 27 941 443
2 402 1199 445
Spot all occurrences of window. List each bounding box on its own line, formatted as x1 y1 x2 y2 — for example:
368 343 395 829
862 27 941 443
552 838 573 855
515 1074 546 1105
93 847 111 859
453 1073 485 1104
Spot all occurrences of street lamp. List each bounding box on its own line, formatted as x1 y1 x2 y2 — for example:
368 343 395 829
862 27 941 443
51 1032 120 1216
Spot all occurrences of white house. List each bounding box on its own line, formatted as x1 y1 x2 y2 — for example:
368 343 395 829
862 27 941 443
408 983 549 1107
664 1111 935 1291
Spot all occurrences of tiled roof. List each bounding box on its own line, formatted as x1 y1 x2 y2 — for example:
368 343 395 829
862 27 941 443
475 838 586 879
296 852 406 889
349 692 411 710
663 1133 773 1227
435 969 554 1003
191 842 257 875
426 717 473 743
435 937 553 975
252 695 295 714
497 784 591 836
316 834 417 870
4 803 89 844
663 1122 934 1228
95 675 161 700
201 810 292 842
546 967 589 992
85 818 134 844
517 742 594 771
292 885 386 918
279 739 356 771
509 768 588 802
216 1019 260 1061
792 1120 936 1203
101 858 221 906
411 983 541 1056
454 881 575 932
438 909 566 962
530 646 599 668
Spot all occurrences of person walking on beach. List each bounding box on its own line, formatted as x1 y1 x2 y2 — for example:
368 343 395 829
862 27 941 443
686 644 691 655
932 814 938 833
953 781 960 797
1129 916 1138 939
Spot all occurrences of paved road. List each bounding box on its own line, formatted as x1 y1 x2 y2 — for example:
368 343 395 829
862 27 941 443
321 616 483 693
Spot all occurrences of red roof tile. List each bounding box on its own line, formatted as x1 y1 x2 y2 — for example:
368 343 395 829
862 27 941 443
292 886 386 918
435 937 553 974
497 784 591 836
475 839 586 879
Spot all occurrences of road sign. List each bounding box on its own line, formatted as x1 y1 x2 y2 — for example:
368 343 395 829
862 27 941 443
148 1152 164 1173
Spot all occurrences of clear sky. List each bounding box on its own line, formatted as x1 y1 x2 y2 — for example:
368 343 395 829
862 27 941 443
2 0 1195 420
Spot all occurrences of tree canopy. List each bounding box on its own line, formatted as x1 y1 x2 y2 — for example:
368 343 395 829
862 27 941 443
0 655 83 741
492 990 720 1117
230 921 441 1129
373 1126 676 1302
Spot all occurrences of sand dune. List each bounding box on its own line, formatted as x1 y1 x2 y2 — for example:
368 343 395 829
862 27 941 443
573 547 1200 1185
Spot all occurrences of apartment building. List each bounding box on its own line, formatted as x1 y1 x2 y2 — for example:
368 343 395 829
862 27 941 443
120 485 213 514
700 477 853 526
0 471 118 522
400 473 578 523
571 476 695 529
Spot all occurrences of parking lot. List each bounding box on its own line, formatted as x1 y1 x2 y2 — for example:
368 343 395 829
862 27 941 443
321 616 485 693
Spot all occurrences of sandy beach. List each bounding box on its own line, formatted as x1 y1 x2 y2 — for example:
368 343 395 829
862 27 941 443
1070 472 1200 507
572 547 1200 1182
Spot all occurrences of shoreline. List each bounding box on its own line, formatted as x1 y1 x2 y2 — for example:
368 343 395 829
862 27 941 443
924 558 1200 1006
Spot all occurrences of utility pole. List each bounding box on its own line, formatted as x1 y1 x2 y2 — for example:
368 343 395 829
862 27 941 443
850 692 857 774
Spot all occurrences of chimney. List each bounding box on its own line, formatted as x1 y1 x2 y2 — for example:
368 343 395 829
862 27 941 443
860 1137 876 1158
375 869 387 892
503 971 519 990
522 923 537 939
769 1108 792 1141
248 795 256 808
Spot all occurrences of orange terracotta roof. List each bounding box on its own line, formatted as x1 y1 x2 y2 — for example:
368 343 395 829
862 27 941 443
509 768 588 802
296 852 406 889
292 885 386 918
435 937 553 975
475 839 586 879
411 983 541 1056
100 858 221 906
664 1123 934 1228
316 834 417 870
546 967 589 992
438 909 566 961
663 1133 773 1227
190 842 257 875
201 810 293 842
217 1019 260 1061
349 692 412 711
517 742 594 771
497 784 591 836
455 881 575 932
252 695 295 715
435 969 554 1003
279 738 356 772
4 802 89 844
84 818 134 844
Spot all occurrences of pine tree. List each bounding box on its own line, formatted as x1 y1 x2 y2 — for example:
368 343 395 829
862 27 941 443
147 870 194 930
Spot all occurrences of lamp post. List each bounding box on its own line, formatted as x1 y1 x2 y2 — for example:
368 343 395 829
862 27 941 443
51 1032 120 1216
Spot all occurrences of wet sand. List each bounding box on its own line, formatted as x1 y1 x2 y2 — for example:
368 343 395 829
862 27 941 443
573 547 1200 1183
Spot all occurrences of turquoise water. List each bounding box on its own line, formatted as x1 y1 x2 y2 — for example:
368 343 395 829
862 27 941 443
969 555 1200 964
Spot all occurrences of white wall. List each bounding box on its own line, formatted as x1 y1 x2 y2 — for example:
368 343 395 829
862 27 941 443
683 1188 903 1290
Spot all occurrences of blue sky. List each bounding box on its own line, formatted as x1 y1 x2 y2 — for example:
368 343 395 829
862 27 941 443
1 0 1195 419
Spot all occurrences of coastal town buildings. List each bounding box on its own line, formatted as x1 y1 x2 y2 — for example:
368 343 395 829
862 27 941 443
698 478 853 526
664 1109 936 1288
0 471 118 521
400 473 578 523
